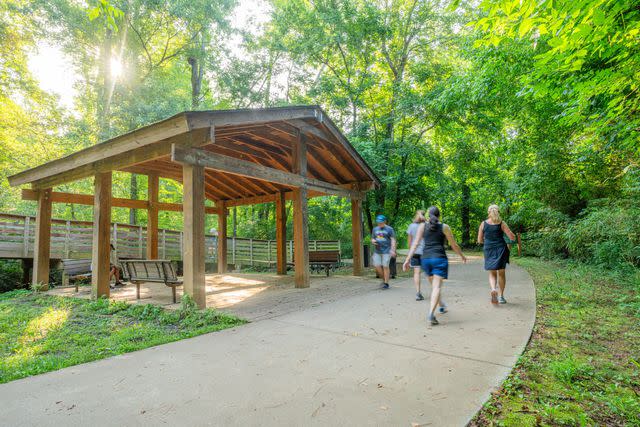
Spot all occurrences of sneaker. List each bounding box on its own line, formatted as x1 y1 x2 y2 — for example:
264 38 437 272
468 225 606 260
438 304 448 314
498 296 507 304
427 314 439 325
491 290 498 304
114 281 125 287
416 292 424 301
381 283 390 289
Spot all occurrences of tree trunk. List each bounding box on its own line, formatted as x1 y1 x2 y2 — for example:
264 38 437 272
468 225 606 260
188 33 206 109
129 173 138 225
461 181 471 247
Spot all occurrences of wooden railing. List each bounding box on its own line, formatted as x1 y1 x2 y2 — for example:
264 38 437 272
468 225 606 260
0 213 340 266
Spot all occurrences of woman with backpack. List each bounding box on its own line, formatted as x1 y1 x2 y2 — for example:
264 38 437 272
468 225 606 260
403 206 467 325
477 204 516 304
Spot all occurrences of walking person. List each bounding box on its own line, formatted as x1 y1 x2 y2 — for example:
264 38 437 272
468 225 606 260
407 210 426 300
478 204 516 304
403 206 467 325
371 214 396 289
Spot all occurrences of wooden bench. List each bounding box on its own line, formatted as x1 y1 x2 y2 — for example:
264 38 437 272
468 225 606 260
120 260 183 303
60 259 92 291
288 250 341 276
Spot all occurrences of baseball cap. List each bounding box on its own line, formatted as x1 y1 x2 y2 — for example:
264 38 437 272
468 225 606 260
375 214 387 223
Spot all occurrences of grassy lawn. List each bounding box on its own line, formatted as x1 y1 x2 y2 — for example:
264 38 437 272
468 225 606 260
0 290 246 384
471 258 640 426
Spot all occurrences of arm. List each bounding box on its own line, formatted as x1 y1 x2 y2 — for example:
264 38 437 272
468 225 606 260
407 232 413 250
390 237 397 257
402 224 424 270
501 222 516 241
477 222 484 244
443 224 467 263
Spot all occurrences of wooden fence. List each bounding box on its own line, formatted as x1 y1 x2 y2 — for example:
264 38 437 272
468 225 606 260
0 213 340 266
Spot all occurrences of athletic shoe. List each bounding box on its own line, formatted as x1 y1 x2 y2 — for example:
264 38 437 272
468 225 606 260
498 296 507 304
382 283 390 289
427 314 439 325
491 290 498 304
416 292 424 301
438 304 448 314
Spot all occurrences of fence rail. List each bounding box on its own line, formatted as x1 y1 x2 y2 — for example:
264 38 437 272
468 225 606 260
0 213 340 266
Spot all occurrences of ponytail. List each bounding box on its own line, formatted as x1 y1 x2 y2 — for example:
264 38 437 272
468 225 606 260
488 204 502 223
427 206 440 231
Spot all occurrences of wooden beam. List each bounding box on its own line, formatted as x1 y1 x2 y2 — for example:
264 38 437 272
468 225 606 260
21 189 217 214
292 132 309 288
217 202 227 274
9 114 189 188
275 191 287 275
185 106 319 130
147 173 159 259
172 145 358 198
351 197 365 276
182 164 206 309
32 189 52 289
91 172 112 299
173 145 304 188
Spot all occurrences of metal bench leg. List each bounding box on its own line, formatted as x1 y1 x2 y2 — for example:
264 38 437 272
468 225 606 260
172 286 177 304
136 283 140 300
326 266 330 277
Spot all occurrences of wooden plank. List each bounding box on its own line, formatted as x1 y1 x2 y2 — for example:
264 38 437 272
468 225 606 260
185 106 319 130
91 173 111 299
217 202 227 273
147 173 159 259
351 197 364 276
9 114 189 187
275 191 287 275
182 164 206 309
32 189 52 289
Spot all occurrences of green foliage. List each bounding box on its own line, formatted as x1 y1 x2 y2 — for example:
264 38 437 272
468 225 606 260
471 258 640 426
0 291 245 383
0 260 25 293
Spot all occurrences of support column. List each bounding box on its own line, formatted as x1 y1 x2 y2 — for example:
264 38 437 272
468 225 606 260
351 196 365 276
275 191 287 275
32 188 52 289
147 172 159 259
217 201 227 273
91 173 112 298
292 131 309 288
182 164 206 308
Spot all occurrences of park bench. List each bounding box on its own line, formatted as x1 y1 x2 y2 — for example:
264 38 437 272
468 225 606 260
288 250 341 276
120 259 183 303
60 259 92 292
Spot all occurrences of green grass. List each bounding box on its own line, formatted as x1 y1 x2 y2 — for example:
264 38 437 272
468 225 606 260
471 258 640 427
0 290 246 384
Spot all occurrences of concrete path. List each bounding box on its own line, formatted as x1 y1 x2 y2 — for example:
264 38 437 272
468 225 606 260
0 259 536 426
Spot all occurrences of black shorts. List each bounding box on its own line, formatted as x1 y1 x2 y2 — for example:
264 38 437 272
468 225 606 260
410 254 421 268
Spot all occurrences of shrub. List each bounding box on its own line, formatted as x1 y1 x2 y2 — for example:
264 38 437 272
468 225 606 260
0 260 26 293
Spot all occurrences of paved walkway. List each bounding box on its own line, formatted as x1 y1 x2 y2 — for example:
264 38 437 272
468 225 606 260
0 258 536 426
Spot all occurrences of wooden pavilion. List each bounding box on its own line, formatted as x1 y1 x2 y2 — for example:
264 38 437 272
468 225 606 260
8 106 379 308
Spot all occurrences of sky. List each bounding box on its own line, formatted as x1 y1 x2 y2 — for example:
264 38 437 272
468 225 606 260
27 0 271 111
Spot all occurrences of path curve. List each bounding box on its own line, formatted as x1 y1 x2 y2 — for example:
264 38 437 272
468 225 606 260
0 259 535 426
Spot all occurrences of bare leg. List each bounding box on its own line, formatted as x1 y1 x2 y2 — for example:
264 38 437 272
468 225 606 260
429 275 443 317
498 269 506 296
427 275 445 307
375 265 384 281
413 267 421 293
489 270 498 303
382 266 390 284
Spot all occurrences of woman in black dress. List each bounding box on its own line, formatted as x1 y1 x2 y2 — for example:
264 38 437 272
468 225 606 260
477 205 516 304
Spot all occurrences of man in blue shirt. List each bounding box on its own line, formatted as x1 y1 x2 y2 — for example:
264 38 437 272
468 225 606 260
371 214 396 289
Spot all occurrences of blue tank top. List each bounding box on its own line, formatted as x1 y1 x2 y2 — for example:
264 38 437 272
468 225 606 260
423 223 447 259
483 221 506 249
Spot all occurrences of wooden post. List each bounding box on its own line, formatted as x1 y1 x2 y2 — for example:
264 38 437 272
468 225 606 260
182 164 206 308
147 173 159 259
91 173 111 298
217 202 227 273
138 225 143 258
32 189 52 289
161 229 166 259
351 196 365 276
275 191 287 274
292 131 309 288
249 238 254 266
64 220 71 258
